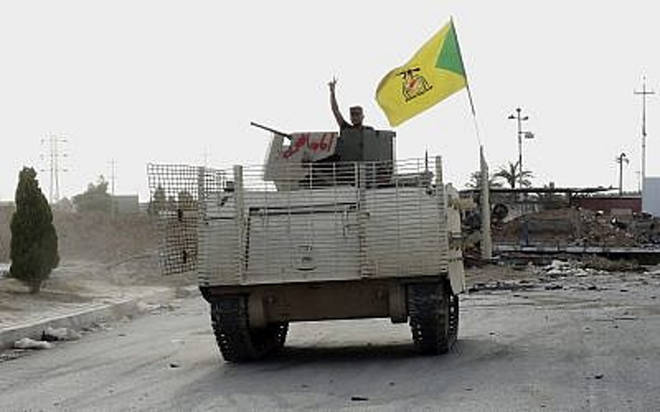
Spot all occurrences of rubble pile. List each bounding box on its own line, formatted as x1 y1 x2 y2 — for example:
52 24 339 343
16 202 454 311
494 207 660 247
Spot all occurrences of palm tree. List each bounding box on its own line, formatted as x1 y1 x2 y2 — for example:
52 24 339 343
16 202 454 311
465 170 503 189
494 161 533 189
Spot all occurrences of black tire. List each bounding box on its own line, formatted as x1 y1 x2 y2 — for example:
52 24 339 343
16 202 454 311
408 281 458 355
210 296 289 362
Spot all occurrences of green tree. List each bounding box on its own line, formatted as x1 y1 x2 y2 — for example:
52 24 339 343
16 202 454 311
177 190 196 211
494 161 533 189
148 186 167 216
10 167 59 293
72 175 112 213
465 170 503 189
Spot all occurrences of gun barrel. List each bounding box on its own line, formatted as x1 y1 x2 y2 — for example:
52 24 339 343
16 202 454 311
250 122 292 140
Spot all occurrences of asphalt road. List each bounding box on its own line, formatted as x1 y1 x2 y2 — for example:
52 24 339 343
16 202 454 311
1 272 660 411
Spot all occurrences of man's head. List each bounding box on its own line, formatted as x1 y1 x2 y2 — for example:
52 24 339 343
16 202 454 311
349 106 364 127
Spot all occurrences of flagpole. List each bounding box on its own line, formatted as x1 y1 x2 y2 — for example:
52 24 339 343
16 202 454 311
451 16 481 146
452 17 491 259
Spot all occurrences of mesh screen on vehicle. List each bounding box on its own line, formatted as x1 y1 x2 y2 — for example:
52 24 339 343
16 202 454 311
146 164 225 275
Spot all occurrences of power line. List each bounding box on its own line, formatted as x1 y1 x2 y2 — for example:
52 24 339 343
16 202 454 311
109 159 117 218
40 134 68 204
634 76 654 192
108 159 116 197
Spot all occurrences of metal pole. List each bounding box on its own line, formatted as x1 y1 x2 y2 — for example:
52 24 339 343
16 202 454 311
517 108 523 189
619 155 624 196
616 152 628 196
635 77 655 192
479 147 492 259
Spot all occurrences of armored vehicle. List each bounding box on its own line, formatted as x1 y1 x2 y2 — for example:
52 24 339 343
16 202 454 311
148 127 465 362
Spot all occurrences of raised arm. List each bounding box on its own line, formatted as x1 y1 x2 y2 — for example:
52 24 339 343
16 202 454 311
328 77 348 128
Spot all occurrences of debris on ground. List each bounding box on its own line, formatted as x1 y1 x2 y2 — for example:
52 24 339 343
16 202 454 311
14 338 54 350
468 280 536 293
581 256 645 273
41 326 82 342
493 207 660 247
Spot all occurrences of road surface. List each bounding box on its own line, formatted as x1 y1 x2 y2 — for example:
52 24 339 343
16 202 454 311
1 271 659 411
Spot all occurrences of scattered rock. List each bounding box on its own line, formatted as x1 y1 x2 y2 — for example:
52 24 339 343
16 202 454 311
468 281 535 293
42 326 81 342
544 284 563 290
583 256 644 273
14 338 54 350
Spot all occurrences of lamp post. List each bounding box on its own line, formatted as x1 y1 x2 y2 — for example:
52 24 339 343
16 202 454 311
616 152 629 196
508 108 534 188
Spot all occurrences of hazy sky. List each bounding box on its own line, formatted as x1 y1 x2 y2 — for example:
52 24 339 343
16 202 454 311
1 1 659 202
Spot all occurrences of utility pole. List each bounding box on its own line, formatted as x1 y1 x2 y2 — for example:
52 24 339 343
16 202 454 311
616 152 629 196
202 146 210 168
634 76 654 192
507 107 534 189
109 159 116 217
40 134 68 204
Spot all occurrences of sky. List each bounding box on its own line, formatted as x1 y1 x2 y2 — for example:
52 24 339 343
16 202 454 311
1 0 659 202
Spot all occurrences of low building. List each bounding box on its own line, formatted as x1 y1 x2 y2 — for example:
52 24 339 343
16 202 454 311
643 177 660 217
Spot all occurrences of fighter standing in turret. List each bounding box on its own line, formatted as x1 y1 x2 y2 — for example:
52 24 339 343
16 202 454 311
328 77 373 131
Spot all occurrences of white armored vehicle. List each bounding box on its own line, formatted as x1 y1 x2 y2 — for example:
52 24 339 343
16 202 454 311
148 127 465 362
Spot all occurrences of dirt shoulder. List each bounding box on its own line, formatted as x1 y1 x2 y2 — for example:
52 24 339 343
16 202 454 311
0 210 196 332
0 257 196 330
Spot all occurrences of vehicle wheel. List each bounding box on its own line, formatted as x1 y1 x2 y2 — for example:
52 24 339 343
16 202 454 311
448 291 459 345
408 281 457 355
210 296 287 362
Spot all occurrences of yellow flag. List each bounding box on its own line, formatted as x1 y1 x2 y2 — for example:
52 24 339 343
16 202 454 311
376 20 467 126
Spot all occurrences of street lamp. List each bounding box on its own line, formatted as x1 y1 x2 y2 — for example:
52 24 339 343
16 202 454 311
616 152 629 196
508 107 534 189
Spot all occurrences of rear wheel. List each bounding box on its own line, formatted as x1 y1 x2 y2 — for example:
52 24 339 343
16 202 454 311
408 281 458 354
210 296 288 362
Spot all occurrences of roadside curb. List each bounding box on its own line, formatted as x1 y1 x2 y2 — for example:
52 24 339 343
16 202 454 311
0 285 200 350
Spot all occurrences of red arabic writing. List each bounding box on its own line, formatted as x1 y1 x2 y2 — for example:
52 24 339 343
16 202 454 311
282 133 335 159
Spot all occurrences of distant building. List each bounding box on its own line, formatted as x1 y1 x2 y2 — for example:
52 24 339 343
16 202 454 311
112 195 140 214
643 177 660 217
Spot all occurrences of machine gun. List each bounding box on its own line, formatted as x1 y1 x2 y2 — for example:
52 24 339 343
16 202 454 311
250 122 292 141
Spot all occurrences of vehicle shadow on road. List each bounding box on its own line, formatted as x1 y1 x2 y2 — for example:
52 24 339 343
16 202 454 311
270 342 418 363
167 338 510 409
222 337 500 370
